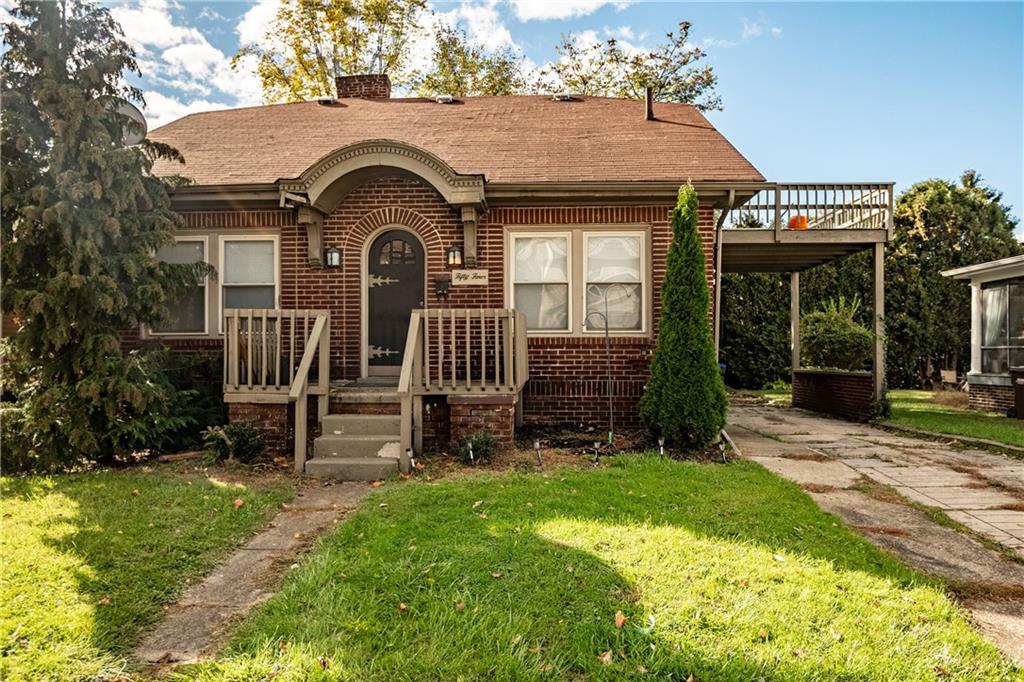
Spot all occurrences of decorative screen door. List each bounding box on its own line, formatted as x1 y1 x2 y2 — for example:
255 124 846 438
367 229 424 374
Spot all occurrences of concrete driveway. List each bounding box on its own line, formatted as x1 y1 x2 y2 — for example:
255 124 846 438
728 401 1024 664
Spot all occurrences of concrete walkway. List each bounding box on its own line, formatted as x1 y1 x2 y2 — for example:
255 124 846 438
135 481 369 668
728 403 1024 664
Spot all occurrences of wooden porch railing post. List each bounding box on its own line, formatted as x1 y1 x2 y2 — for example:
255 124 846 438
294 389 307 474
318 312 330 421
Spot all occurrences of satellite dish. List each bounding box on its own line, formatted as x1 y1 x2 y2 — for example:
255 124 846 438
114 101 147 146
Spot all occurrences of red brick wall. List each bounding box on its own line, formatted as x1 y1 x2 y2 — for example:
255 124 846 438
227 402 289 456
449 395 515 444
792 370 874 422
167 177 718 431
968 383 1014 414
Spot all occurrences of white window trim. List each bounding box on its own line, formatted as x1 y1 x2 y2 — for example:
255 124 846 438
149 235 209 337
507 231 573 334
218 234 281 333
581 230 647 335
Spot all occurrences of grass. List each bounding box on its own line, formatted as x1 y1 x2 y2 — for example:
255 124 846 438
886 389 1024 448
0 466 293 681
177 457 1017 681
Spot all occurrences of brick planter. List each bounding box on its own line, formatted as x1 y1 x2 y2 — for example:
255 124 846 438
792 369 874 422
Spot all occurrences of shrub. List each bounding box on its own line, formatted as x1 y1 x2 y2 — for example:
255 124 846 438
456 430 498 465
202 422 265 463
639 184 727 449
801 296 875 371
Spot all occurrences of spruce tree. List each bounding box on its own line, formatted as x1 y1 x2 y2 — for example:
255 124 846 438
1 0 200 468
640 184 727 449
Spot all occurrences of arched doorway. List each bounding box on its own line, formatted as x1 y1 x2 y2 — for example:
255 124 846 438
365 228 425 376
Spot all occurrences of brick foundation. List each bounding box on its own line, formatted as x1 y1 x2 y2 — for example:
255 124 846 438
422 396 451 450
792 369 875 422
227 402 290 456
968 382 1014 414
448 395 516 445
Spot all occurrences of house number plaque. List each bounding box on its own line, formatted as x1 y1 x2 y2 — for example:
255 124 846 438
451 269 488 286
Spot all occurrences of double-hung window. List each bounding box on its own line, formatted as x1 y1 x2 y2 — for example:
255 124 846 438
981 277 1024 374
584 233 643 331
221 237 279 312
511 234 570 332
153 238 207 334
508 229 648 335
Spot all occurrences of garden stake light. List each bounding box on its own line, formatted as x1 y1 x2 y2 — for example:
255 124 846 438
468 442 475 465
658 437 665 456
534 438 542 466
593 441 601 464
584 282 636 448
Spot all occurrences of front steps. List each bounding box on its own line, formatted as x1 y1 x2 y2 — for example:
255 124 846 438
306 384 402 481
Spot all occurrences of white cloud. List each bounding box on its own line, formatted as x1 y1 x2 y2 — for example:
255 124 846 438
110 0 204 50
510 0 631 22
702 37 738 49
444 0 515 51
771 26 783 39
701 15 783 51
237 0 278 46
162 41 225 79
142 91 230 129
741 18 764 40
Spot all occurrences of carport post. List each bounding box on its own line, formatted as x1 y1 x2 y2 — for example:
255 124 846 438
790 271 800 377
872 242 885 402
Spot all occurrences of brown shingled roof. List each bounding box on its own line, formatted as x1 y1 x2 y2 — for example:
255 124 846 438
148 96 764 186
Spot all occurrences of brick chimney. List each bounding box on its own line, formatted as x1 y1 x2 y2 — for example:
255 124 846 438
335 74 391 99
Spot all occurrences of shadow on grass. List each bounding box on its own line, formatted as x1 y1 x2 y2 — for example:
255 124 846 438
1 470 290 680
174 457 1013 681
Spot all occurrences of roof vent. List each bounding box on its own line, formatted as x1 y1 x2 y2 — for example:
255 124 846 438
317 97 337 106
435 95 455 104
552 92 575 102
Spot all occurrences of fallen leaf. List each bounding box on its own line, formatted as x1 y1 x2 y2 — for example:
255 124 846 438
757 628 769 640
687 675 694 682
398 602 408 614
512 634 523 644
370 480 384 488
98 596 111 605
615 611 628 629
597 650 613 665
379 503 389 508
293 532 302 539
454 600 465 612
540 662 554 673
636 664 648 673
131 489 140 497
491 571 503 579
737 578 749 587
773 554 785 562
233 498 245 509
472 500 483 509
565 564 573 573
317 656 330 670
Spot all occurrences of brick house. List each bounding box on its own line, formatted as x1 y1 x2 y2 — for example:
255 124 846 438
147 74 893 478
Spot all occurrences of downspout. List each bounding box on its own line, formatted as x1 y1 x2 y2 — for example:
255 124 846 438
713 189 735 361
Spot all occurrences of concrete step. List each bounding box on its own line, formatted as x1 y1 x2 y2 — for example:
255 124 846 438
305 456 398 481
313 434 401 459
321 414 400 437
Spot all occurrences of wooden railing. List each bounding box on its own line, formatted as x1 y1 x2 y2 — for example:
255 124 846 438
722 183 894 237
223 308 330 472
398 308 529 468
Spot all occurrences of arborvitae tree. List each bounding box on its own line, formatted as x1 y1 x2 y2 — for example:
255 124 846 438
640 184 727 448
1 0 203 469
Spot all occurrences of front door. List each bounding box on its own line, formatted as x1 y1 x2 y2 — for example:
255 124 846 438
367 229 424 375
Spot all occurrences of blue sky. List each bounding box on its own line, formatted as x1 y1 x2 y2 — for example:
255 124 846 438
89 1 1024 231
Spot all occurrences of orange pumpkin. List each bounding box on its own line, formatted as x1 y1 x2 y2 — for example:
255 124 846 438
788 215 809 230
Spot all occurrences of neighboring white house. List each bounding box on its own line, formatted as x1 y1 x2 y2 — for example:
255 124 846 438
943 254 1024 414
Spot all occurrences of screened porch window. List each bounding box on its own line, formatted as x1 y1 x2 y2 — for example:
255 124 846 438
511 235 570 331
153 238 206 334
981 277 1024 374
221 238 278 311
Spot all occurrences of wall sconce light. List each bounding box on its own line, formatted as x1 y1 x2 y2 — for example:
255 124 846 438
434 274 451 298
324 245 342 268
446 244 463 268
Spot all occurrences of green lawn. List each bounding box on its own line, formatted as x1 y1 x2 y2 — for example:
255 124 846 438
887 389 1024 448
0 467 293 681
178 457 1016 681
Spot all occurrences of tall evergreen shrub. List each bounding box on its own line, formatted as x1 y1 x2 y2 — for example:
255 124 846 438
640 184 727 448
